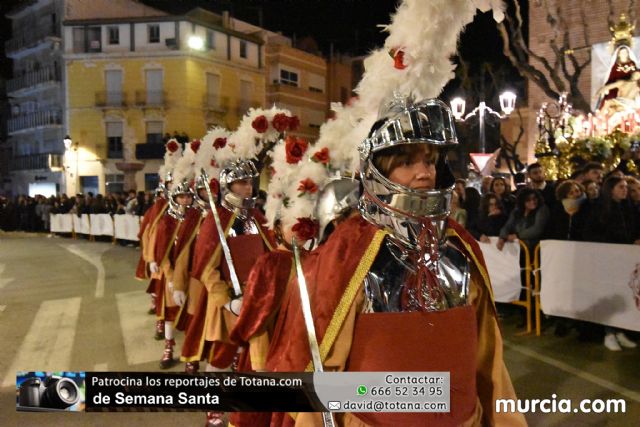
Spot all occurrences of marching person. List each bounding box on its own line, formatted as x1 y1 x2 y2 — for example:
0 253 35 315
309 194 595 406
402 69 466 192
267 97 525 426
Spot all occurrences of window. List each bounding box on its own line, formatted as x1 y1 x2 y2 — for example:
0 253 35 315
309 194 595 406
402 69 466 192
308 73 325 93
108 26 119 45
105 70 123 106
72 27 85 53
145 173 160 191
206 73 220 108
239 40 247 58
239 80 253 114
146 121 163 144
105 174 124 194
148 24 160 43
88 27 101 52
206 30 214 50
280 69 299 87
106 122 123 159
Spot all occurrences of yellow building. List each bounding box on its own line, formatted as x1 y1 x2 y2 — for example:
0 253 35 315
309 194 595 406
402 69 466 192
63 1 265 194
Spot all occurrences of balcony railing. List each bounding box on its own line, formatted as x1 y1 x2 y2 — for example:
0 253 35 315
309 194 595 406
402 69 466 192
95 91 128 108
203 95 229 113
8 110 62 134
5 23 60 54
135 91 167 108
9 153 63 171
7 66 61 93
135 143 165 159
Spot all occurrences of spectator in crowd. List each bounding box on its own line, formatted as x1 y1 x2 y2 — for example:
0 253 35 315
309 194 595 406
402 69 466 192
463 185 481 232
450 191 467 227
578 162 604 185
549 180 587 241
125 190 138 214
583 179 600 201
497 188 550 252
626 176 640 215
90 194 108 214
136 191 153 216
527 163 556 209
583 176 639 351
489 175 515 215
471 192 508 243
481 175 493 194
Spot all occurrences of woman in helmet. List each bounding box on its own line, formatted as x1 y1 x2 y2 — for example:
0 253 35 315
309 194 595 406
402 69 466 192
267 97 525 426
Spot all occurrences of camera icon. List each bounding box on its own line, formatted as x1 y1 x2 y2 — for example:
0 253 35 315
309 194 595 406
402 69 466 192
18 376 81 411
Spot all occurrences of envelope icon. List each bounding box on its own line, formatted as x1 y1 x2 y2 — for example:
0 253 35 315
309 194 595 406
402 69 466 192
328 401 341 410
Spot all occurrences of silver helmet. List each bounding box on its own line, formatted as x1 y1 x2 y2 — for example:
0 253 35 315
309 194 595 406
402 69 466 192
193 174 219 209
358 96 458 251
219 159 259 215
167 179 195 221
315 174 360 243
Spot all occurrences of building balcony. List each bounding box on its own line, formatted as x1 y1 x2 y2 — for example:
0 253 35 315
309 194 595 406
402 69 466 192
5 23 60 55
203 95 229 113
267 82 325 103
135 91 167 109
8 110 62 134
135 143 165 160
9 153 63 172
95 91 128 108
7 66 61 94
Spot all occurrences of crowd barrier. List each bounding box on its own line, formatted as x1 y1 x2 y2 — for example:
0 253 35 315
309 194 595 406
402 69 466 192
48 213 639 334
49 213 140 242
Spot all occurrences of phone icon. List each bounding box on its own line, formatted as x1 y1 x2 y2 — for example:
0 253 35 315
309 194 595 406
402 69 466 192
357 385 367 396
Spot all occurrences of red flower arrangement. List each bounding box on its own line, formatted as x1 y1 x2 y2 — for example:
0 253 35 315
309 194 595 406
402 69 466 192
297 178 318 195
311 147 330 165
166 140 179 153
292 217 319 241
288 115 300 131
190 139 201 153
285 136 309 164
272 113 290 133
213 137 227 150
252 115 269 133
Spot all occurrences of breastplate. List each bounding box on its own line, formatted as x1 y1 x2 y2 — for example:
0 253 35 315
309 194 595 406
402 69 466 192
363 238 470 312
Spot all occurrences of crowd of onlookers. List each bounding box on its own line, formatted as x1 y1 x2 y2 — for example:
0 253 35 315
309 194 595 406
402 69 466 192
451 161 640 351
0 190 155 232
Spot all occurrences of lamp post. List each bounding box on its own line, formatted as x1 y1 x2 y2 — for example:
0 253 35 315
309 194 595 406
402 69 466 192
450 91 517 153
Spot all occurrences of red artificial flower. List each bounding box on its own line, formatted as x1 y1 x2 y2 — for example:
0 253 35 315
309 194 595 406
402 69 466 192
390 48 407 70
210 159 218 168
272 113 290 133
252 115 269 133
288 115 300 131
292 217 319 241
190 139 201 153
297 178 318 195
311 147 330 165
213 137 227 150
285 136 309 164
166 140 179 153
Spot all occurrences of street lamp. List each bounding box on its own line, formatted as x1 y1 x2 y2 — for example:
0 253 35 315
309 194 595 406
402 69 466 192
187 35 204 50
450 91 517 153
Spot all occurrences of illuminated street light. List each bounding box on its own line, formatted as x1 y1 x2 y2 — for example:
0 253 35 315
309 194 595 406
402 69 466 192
450 91 517 153
187 35 204 50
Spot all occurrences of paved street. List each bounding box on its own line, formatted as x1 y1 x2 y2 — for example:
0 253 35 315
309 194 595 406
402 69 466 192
0 232 639 426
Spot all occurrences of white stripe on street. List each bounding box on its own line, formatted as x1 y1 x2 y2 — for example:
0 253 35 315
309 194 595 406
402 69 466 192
61 243 107 298
116 290 183 366
0 263 13 289
2 297 82 388
504 340 640 403
93 363 108 371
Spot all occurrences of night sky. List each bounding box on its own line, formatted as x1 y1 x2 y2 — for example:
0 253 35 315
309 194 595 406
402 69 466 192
1 0 525 104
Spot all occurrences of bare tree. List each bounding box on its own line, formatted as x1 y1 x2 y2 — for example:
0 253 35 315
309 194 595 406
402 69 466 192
497 0 593 112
